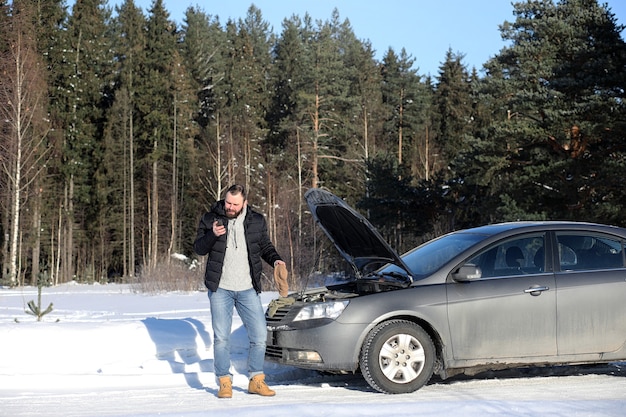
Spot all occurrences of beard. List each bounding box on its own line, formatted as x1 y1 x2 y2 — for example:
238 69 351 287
225 207 243 218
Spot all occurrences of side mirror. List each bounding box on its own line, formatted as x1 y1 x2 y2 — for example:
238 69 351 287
452 264 482 282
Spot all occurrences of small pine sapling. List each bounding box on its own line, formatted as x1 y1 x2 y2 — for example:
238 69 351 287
25 273 54 322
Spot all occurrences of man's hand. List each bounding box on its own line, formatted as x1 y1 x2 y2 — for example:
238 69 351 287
213 220 226 237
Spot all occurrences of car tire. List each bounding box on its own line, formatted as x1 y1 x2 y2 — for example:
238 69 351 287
360 319 435 394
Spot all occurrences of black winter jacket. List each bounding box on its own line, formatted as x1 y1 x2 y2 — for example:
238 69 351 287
193 200 282 293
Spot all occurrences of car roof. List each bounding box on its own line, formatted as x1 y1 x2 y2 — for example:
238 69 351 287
460 221 626 236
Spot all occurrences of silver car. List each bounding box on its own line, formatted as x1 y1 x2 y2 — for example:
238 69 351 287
265 188 626 394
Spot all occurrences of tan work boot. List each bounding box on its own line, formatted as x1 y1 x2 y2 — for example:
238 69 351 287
248 374 276 396
217 376 232 398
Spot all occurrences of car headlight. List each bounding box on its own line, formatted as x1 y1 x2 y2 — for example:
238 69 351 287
293 300 349 321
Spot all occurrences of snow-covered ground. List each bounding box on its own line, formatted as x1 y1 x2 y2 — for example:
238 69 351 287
1 282 625 417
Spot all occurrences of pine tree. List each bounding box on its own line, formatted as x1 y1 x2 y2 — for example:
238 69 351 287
434 49 473 166
326 12 378 198
380 48 424 171
218 6 274 200
50 0 115 282
179 7 226 204
25 273 54 321
135 0 179 270
266 14 315 192
303 11 353 192
461 0 626 225
266 15 307 151
98 0 142 279
37 0 72 285
167 47 199 259
341 35 384 192
265 15 316 279
103 0 147 279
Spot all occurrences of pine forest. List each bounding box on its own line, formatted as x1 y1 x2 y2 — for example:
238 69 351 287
1 0 625 291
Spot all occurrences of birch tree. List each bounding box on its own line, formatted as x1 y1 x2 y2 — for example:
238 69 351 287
0 3 50 285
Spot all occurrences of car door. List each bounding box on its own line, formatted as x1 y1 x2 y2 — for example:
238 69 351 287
554 232 626 355
447 233 557 360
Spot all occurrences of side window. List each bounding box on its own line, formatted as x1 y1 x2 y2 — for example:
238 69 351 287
556 233 624 271
465 234 545 279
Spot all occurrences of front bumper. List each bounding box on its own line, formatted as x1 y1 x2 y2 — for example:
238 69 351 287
265 321 365 372
265 303 366 372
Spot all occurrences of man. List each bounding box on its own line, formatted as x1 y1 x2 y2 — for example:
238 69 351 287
194 184 285 399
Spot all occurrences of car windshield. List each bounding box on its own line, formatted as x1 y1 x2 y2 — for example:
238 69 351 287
380 232 487 278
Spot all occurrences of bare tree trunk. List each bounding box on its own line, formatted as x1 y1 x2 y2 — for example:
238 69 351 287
8 115 22 286
18 229 24 286
228 122 235 183
286 208 295 290
312 86 320 189
297 128 303 244
129 107 136 278
54 203 62 285
150 137 159 269
63 176 75 282
424 125 430 181
398 88 404 166
122 106 128 279
2 31 26 286
245 131 251 195
363 107 370 161
168 97 178 261
1 196 9 280
31 185 42 285
266 173 271 237
215 113 222 199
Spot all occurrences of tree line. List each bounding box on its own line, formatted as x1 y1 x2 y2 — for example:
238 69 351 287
1 0 625 288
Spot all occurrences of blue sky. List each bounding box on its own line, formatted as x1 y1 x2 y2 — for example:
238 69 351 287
104 0 626 76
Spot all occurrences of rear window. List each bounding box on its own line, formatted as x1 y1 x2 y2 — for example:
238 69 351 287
556 232 625 271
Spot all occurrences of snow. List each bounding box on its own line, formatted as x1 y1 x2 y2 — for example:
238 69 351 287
1 283 625 417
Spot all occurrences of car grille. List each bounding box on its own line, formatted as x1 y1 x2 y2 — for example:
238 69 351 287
265 303 299 325
265 304 299 362
265 344 283 360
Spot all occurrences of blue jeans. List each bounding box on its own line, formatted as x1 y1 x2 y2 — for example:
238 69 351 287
208 288 267 379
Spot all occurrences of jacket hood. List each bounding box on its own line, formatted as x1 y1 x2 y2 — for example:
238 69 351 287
304 188 412 280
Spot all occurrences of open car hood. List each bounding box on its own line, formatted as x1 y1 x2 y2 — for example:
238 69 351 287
305 188 413 282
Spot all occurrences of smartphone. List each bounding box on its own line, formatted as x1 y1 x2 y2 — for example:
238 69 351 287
216 219 224 227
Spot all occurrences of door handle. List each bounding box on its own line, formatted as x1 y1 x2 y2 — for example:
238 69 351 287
524 286 550 296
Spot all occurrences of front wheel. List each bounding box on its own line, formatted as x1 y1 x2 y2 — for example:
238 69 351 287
360 320 435 394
